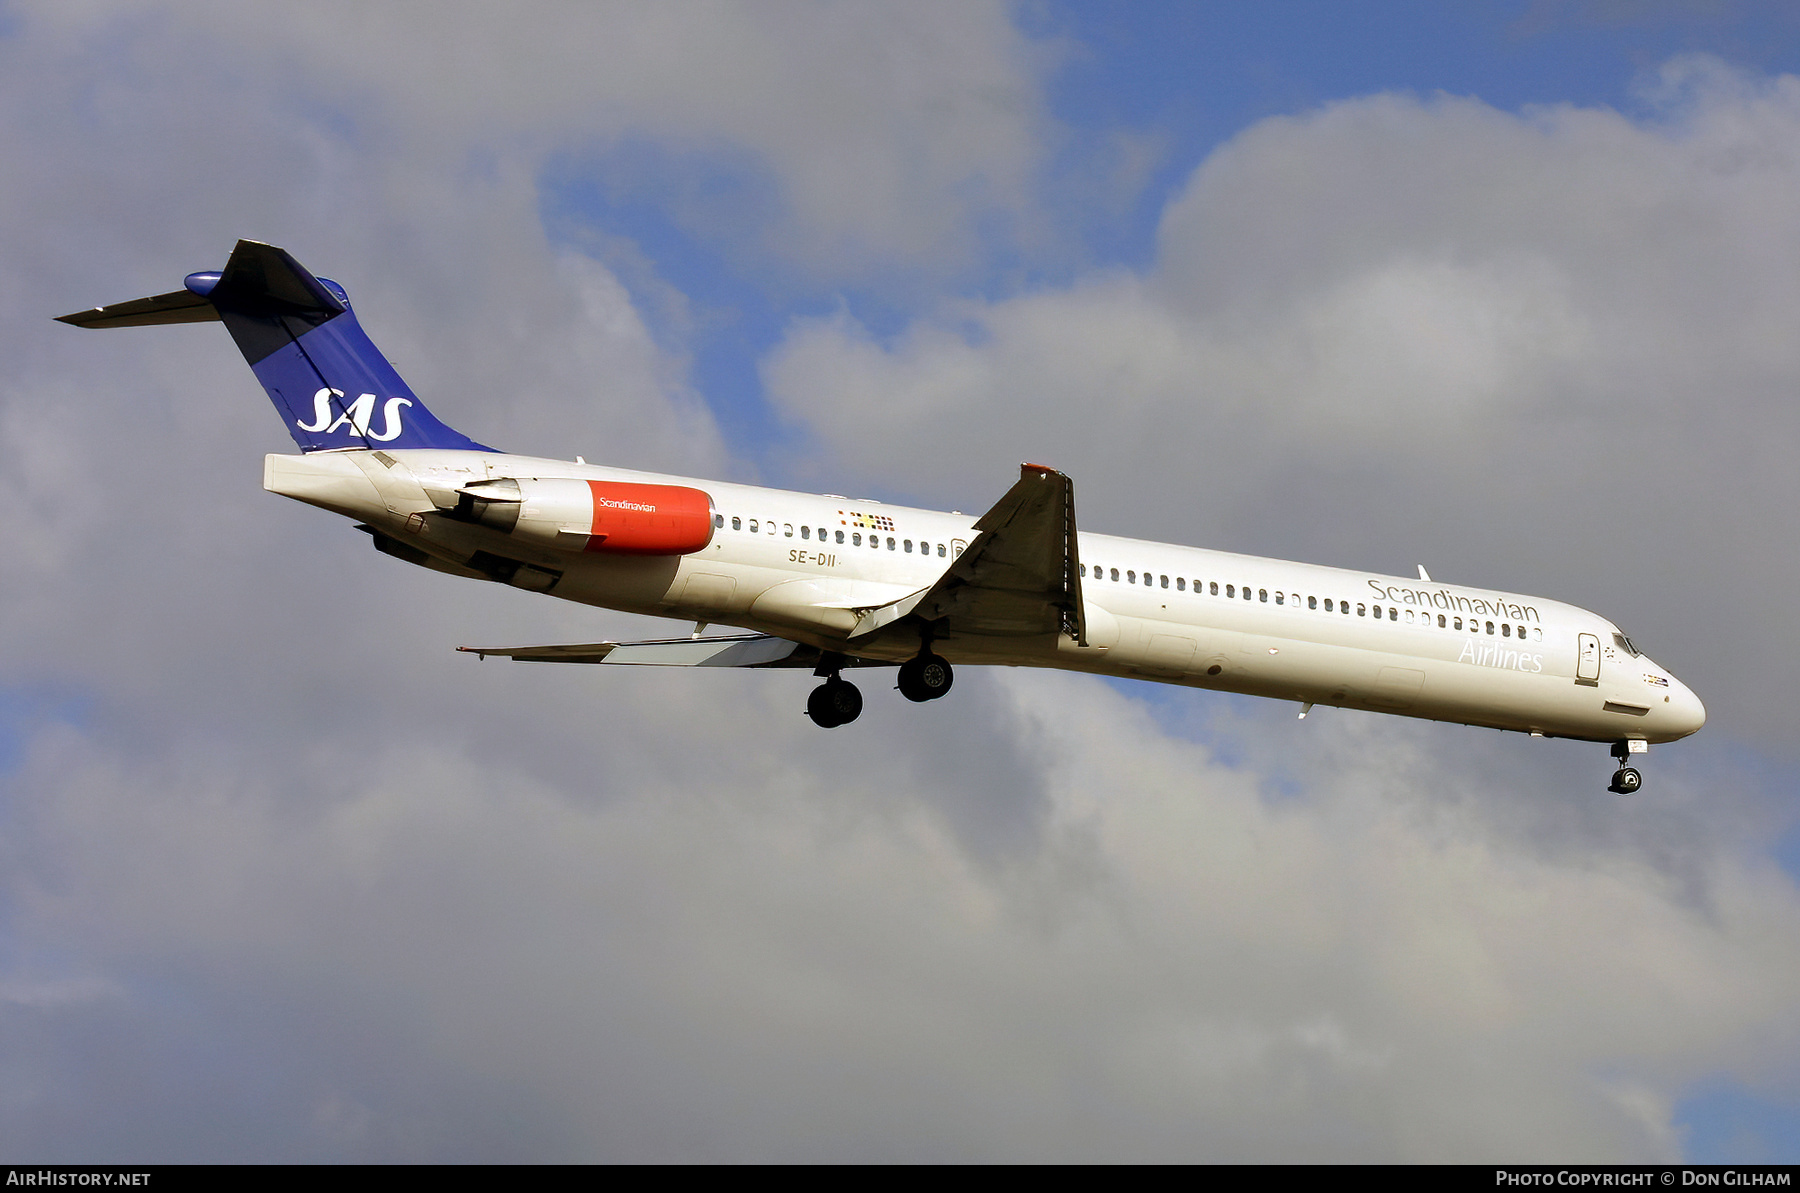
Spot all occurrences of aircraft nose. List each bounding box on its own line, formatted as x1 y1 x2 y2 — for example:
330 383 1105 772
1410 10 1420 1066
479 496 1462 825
1666 676 1707 739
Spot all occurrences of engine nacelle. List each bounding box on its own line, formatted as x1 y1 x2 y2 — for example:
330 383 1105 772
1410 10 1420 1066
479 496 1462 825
456 478 715 555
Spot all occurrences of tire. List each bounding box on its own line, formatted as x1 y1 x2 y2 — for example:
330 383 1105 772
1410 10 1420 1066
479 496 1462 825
807 683 842 728
1609 766 1642 795
916 655 953 700
826 679 863 725
897 658 930 702
899 655 954 703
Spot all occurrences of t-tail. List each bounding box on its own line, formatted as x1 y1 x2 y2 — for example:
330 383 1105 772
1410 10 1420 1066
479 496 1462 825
55 239 494 453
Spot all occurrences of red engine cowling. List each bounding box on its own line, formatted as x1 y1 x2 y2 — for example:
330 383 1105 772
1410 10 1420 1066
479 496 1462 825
460 478 715 555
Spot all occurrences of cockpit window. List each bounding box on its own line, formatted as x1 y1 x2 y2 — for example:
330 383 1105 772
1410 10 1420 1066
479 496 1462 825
1613 632 1641 658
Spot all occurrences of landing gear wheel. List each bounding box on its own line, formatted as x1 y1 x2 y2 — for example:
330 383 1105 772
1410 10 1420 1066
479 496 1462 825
897 654 954 703
1607 740 1645 795
807 679 862 728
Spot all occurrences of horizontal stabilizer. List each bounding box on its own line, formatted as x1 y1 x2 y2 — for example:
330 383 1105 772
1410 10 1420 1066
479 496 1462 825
56 288 220 329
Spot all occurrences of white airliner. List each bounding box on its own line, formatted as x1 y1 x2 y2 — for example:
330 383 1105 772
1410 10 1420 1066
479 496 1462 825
59 241 1705 793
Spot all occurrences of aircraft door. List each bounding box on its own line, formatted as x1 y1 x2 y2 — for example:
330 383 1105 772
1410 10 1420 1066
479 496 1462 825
1576 633 1601 684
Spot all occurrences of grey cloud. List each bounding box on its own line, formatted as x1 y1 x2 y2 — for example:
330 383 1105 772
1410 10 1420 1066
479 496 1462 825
20 0 1053 281
6 674 1798 1161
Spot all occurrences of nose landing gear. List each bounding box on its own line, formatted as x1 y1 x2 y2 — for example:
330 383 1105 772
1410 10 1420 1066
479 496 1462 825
1607 739 1644 795
897 653 954 703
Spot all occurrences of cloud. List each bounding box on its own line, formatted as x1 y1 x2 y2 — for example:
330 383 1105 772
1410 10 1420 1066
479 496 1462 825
20 0 1054 281
5 670 1797 1161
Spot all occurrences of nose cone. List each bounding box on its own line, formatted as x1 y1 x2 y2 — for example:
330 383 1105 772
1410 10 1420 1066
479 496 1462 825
1662 674 1707 740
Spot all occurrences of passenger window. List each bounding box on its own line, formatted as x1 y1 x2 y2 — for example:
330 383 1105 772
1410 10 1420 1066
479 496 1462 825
1161 575 1169 589
732 516 742 531
1243 586 1252 600
1127 571 1136 583
802 526 811 539
887 538 895 550
1275 592 1284 605
1226 584 1235 598
904 539 912 553
1532 628 1542 641
1210 582 1218 595
835 530 845 544
1404 610 1414 623
713 514 724 528
1438 614 1446 628
853 533 861 546
1324 599 1333 612
1079 564 1087 577
1111 569 1119 581
1485 621 1494 635
1358 604 1366 616
938 544 946 557
1308 596 1317 610
1176 578 1185 591
748 519 759 533
1501 623 1510 637
1389 607 1397 621
1259 589 1268 602
768 521 777 534
784 524 793 537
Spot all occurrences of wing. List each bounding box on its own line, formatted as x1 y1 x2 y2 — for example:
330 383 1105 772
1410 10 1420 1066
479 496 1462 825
458 633 884 670
899 463 1085 644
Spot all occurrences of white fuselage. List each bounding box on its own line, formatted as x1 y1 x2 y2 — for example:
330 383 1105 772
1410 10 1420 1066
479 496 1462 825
267 448 1707 746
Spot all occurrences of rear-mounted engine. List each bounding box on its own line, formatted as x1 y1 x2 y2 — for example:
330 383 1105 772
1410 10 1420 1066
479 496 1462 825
447 478 714 555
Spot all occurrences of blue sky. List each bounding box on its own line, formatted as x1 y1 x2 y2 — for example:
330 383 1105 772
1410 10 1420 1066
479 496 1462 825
3 0 1799 1162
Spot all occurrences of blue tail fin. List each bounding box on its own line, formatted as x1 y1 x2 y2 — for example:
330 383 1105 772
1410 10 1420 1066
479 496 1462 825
59 240 494 453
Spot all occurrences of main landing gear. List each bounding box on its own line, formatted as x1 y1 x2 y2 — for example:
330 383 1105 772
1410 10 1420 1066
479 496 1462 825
897 652 954 703
805 652 955 729
807 676 863 728
1607 739 1644 795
